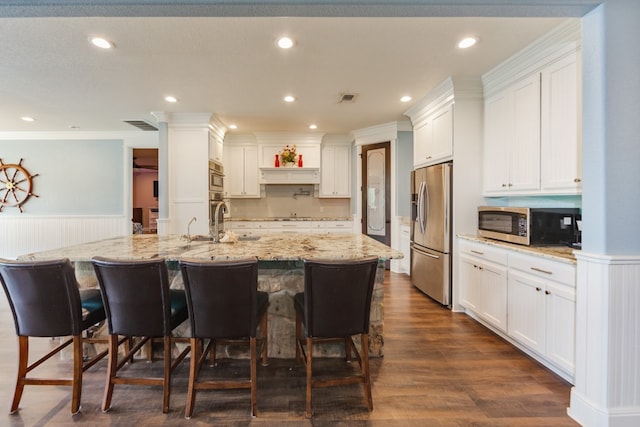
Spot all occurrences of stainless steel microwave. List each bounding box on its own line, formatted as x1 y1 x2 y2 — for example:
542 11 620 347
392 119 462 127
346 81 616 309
478 206 581 246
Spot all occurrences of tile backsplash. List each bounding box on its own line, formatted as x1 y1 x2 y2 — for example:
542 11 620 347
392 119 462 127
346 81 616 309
228 184 351 219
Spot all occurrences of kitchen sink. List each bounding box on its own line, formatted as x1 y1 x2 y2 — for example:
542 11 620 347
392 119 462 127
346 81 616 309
238 235 261 241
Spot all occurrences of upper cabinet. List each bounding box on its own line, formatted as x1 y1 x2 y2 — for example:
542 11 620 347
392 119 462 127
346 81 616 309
320 142 351 197
540 53 582 193
406 93 454 169
223 137 259 198
482 21 582 196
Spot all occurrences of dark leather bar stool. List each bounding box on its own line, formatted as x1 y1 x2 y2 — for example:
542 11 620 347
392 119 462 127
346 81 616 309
0 258 107 414
294 257 379 418
179 258 268 418
91 256 189 414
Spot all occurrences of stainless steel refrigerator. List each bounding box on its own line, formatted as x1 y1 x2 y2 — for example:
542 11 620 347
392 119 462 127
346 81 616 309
410 162 452 306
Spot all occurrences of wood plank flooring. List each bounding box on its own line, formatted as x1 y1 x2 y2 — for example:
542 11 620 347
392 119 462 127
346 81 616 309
0 271 578 426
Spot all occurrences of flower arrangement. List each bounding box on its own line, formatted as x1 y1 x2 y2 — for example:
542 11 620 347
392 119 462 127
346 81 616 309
280 144 297 164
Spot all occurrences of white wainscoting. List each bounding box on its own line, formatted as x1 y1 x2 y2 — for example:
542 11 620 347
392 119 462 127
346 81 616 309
569 252 640 427
0 216 129 259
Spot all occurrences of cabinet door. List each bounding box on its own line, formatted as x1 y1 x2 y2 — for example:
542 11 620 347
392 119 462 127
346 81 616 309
242 145 259 197
458 255 482 312
430 103 454 163
320 145 350 197
226 145 259 197
510 74 541 192
545 281 576 374
483 91 512 193
541 52 582 193
413 118 433 168
479 262 508 333
507 270 546 354
226 145 247 197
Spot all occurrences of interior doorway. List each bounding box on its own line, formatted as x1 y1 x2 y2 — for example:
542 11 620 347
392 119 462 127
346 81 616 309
132 148 158 233
361 142 391 266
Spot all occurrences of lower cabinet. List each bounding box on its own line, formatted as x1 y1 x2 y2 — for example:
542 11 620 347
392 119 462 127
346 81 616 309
507 252 576 375
227 220 353 235
458 240 508 333
457 238 576 381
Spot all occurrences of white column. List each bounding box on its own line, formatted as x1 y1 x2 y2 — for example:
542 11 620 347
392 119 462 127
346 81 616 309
568 1 640 426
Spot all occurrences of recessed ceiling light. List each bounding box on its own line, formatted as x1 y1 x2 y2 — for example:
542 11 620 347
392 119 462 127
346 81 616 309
20 116 36 122
164 96 178 103
457 37 478 49
400 96 412 103
284 95 296 103
309 124 317 130
277 37 294 49
90 37 114 49
229 124 238 130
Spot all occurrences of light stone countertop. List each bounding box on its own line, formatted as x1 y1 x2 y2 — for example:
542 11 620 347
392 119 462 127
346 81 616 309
457 234 578 264
19 233 403 262
227 217 352 222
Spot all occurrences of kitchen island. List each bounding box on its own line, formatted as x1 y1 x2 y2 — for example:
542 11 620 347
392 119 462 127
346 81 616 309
19 233 403 358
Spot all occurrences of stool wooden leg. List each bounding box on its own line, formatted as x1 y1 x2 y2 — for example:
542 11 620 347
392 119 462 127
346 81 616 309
71 336 83 414
185 338 199 419
10 336 29 414
102 334 118 412
305 337 313 418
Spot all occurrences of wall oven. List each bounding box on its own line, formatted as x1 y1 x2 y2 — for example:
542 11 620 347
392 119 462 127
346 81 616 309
478 206 581 246
209 160 224 193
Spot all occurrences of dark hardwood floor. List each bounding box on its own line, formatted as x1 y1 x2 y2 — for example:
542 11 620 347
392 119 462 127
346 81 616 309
0 271 578 426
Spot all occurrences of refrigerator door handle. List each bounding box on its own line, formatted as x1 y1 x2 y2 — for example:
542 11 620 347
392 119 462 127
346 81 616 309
417 182 426 235
411 244 440 259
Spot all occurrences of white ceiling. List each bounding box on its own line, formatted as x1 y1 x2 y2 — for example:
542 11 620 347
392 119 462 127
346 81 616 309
0 15 571 134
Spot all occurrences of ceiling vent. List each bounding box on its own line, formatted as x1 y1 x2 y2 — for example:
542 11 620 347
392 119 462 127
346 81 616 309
338 93 358 104
124 120 158 131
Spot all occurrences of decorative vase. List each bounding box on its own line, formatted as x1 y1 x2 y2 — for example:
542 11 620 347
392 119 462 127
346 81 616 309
274 154 280 167
283 162 295 167
298 154 303 167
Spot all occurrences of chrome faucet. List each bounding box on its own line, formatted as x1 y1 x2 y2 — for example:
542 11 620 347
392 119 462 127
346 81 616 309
186 217 197 243
212 201 228 243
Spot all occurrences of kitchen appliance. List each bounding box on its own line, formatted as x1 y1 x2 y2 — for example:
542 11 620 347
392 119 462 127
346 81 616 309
478 206 581 246
209 160 224 196
410 162 452 306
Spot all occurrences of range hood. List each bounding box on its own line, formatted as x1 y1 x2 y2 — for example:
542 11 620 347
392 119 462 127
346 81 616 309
259 167 320 184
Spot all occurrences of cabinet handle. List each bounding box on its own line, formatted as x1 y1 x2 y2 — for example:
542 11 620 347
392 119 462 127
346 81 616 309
470 250 484 255
508 183 513 187
545 290 551 295
531 267 553 275
426 155 432 159
535 287 542 292
574 178 582 183
502 183 507 187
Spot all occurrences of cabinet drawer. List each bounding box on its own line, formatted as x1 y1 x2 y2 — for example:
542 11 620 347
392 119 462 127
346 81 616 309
458 240 508 265
509 252 575 286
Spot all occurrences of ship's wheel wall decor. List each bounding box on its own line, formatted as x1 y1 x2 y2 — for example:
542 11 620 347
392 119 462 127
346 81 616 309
0 158 39 213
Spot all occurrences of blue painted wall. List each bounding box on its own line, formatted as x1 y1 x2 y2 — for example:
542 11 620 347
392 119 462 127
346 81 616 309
0 139 124 215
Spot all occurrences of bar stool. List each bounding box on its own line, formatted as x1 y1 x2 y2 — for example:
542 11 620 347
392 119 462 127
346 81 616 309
91 256 189 413
0 258 107 414
294 257 379 418
179 258 268 418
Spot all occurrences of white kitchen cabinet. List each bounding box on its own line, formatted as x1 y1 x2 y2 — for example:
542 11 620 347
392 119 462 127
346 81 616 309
458 240 508 332
209 131 223 163
225 144 259 198
457 238 577 380
322 221 353 233
483 74 540 194
483 52 581 196
507 252 576 375
320 144 351 197
411 102 454 169
540 52 582 194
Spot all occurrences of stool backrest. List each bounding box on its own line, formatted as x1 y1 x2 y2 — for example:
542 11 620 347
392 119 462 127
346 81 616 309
0 258 83 337
179 258 259 339
302 257 378 338
92 257 172 338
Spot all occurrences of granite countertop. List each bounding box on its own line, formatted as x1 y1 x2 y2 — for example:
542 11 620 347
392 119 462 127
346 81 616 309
19 233 403 262
458 234 578 264
227 217 352 222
